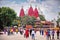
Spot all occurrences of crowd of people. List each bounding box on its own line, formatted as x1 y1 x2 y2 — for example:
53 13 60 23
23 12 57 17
39 28 60 40
3 27 60 40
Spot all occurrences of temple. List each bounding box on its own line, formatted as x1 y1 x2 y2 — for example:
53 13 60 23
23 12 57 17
19 5 54 28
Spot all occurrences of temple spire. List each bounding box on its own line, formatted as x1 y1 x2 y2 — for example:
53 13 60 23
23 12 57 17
34 5 39 18
19 6 25 17
28 5 34 16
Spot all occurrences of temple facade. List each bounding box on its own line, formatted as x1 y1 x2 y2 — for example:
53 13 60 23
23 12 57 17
19 5 54 28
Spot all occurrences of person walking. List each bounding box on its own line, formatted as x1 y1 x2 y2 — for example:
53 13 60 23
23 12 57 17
20 28 23 35
40 29 42 35
31 29 35 40
4 28 7 34
25 29 29 38
15 28 18 34
52 29 55 40
10 28 13 35
44 29 47 37
7 27 10 35
41 29 44 35
23 29 25 38
30 29 32 36
57 29 59 39
46 29 51 40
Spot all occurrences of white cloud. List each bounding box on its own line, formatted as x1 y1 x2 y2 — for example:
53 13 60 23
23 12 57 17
59 6 60 8
0 0 60 21
40 0 60 20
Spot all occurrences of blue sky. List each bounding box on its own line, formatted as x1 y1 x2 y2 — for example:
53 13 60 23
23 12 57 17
0 0 60 21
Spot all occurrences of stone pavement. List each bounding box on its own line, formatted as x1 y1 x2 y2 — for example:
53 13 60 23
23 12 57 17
0 31 60 40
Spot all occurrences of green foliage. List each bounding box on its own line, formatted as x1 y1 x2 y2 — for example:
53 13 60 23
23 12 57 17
0 7 16 27
39 15 46 21
59 12 60 15
57 18 60 22
56 12 60 27
19 14 46 27
20 16 36 26
20 16 28 26
12 17 21 26
57 12 60 22
27 16 36 25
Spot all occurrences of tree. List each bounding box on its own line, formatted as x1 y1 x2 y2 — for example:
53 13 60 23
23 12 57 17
20 16 28 26
59 12 60 15
20 16 36 27
56 12 60 27
0 7 16 30
26 16 36 26
39 15 46 21
12 17 21 27
57 18 60 22
57 12 60 22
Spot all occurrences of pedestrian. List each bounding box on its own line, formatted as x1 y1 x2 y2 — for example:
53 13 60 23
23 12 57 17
57 29 59 39
10 28 13 35
44 29 47 37
30 29 32 36
7 27 10 35
40 29 42 35
41 29 44 35
25 29 29 38
16 28 18 34
46 29 51 40
52 29 55 40
46 30 48 40
35 29 37 33
23 29 25 38
4 28 7 34
20 28 23 35
31 29 35 40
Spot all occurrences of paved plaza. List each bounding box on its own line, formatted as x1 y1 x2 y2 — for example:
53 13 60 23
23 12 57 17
0 31 60 40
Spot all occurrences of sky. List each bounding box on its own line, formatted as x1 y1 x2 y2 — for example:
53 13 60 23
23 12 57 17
0 0 60 21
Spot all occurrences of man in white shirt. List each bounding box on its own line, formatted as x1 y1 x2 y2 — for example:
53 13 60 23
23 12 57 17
31 29 35 40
